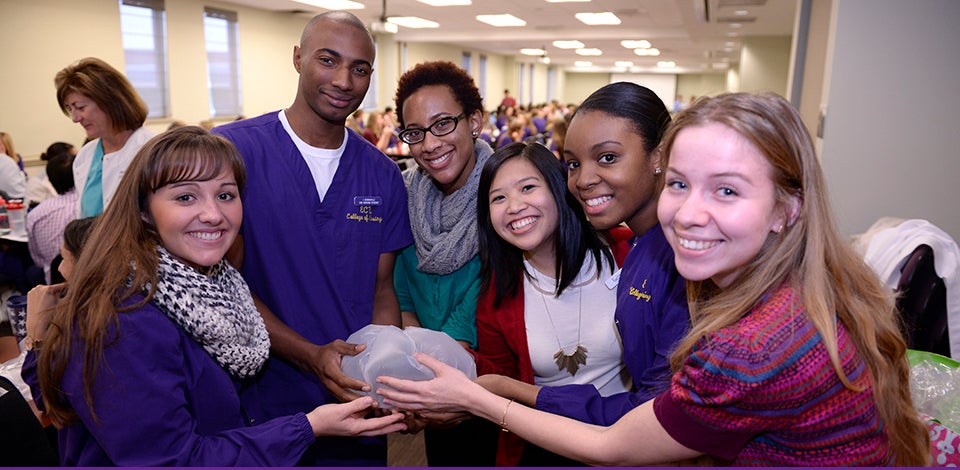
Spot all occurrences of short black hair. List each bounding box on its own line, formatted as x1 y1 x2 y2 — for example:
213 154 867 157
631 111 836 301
394 61 483 128
46 152 76 194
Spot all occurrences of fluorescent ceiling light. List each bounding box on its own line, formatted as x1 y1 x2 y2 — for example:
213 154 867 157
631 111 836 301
388 17 439 28
615 61 633 67
291 0 363 9
520 48 546 56
734 9 749 15
621 40 651 49
476 14 526 27
574 61 592 67
553 40 585 49
657 61 676 68
575 12 620 25
575 48 602 56
417 0 471 5
634 48 660 56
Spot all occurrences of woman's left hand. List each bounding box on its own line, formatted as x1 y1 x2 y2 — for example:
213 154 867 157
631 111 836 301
376 352 482 414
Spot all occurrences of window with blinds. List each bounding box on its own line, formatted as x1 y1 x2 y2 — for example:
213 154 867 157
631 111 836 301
119 0 168 119
203 7 242 117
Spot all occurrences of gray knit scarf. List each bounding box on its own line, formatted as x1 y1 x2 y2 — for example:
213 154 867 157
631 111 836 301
405 140 493 275
150 247 270 379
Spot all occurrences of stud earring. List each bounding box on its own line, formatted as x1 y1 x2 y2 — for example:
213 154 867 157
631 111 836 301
774 224 784 233
472 131 478 137
654 167 662 175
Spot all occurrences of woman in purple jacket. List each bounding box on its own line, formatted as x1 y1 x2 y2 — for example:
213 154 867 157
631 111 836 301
24 127 404 466
476 82 690 425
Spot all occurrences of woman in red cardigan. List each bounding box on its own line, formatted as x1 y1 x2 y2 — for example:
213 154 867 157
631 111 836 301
472 141 632 466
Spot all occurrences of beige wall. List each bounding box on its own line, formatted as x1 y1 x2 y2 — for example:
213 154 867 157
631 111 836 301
677 74 728 100
561 73 613 105
739 35 792 95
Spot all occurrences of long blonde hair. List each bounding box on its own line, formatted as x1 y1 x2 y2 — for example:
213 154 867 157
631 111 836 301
662 93 928 465
38 126 246 426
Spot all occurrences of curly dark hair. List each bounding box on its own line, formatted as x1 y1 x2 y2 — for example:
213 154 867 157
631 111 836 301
394 61 483 128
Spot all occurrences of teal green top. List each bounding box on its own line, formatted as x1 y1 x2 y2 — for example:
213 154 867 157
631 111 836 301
393 244 481 348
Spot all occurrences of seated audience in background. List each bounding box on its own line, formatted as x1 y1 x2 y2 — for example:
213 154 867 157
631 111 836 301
55 57 156 217
0 132 26 199
27 142 77 208
27 153 79 284
361 110 394 152
22 126 405 466
377 93 931 466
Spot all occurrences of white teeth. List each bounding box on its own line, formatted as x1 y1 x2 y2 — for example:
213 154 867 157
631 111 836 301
678 237 719 251
510 217 537 230
585 195 612 207
428 153 451 166
191 231 222 240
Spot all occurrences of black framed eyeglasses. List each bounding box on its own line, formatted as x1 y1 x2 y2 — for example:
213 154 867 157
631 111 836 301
398 113 466 145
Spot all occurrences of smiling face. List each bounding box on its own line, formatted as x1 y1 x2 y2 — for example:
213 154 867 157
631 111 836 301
658 123 788 288
488 157 559 267
563 110 660 234
293 17 375 126
402 84 481 195
146 170 242 271
64 91 111 141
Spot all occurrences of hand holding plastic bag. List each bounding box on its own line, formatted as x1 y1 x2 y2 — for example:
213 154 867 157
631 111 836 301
341 325 476 408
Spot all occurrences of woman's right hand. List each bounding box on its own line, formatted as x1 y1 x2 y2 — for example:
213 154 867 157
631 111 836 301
376 352 485 414
306 396 406 437
26 283 67 340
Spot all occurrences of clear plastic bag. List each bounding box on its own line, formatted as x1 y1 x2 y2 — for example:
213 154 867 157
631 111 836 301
341 325 476 407
909 351 960 433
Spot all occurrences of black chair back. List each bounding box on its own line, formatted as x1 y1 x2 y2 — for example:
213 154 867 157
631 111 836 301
896 244 951 357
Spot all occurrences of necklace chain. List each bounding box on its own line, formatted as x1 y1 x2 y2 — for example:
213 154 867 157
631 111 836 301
531 266 589 376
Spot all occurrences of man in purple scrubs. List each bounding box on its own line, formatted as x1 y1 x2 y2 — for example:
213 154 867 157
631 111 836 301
213 11 412 466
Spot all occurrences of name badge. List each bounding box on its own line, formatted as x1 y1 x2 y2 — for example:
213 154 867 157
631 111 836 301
353 196 382 206
605 268 621 290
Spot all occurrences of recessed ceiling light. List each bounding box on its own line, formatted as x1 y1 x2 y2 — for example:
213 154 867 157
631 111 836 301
575 12 621 25
615 61 634 67
725 41 736 47
476 14 526 27
657 61 676 68
388 17 439 28
729 23 742 28
621 40 651 49
575 48 602 56
734 9 749 15
553 40 585 49
416 0 470 5
291 0 363 9
574 61 593 67
520 48 546 56
726 31 740 37
634 48 660 56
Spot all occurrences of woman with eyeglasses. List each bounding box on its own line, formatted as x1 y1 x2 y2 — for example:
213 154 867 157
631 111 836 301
391 60 498 466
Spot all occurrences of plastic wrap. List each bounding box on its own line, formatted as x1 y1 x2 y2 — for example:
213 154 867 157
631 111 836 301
341 325 476 407
909 351 960 433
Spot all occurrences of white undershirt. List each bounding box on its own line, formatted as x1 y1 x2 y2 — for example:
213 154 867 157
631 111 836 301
278 110 345 202
523 254 631 396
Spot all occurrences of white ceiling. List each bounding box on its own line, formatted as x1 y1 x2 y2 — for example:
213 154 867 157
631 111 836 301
216 0 798 73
